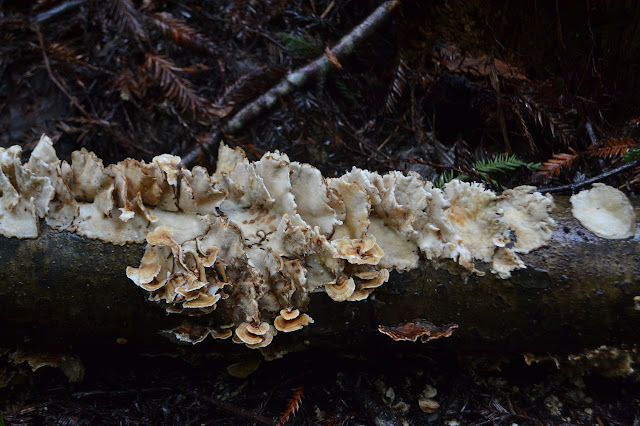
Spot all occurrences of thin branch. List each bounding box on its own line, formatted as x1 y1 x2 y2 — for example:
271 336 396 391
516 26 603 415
33 0 86 23
33 25 92 119
537 159 640 194
188 390 274 425
181 0 401 167
73 387 173 398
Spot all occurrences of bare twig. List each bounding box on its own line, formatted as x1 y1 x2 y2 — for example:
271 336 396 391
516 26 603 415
181 0 401 167
537 159 640 193
33 0 86 23
73 387 173 398
585 121 598 145
33 25 92 119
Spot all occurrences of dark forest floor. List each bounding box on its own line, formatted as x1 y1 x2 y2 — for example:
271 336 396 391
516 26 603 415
2 349 640 425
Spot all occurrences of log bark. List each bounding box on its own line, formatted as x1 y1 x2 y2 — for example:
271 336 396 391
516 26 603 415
1 197 638 357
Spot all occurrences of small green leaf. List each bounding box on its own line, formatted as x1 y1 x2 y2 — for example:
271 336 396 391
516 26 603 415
623 146 640 162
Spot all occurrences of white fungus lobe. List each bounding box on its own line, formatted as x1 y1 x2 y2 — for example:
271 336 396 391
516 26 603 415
570 183 636 239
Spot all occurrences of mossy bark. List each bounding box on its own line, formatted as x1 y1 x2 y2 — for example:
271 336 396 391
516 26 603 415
1 197 638 357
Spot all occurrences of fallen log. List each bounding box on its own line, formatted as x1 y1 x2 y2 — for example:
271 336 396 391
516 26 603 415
0 136 638 359
1 196 638 357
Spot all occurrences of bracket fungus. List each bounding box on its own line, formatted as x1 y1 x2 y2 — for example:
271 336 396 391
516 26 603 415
1 134 559 350
378 321 459 343
233 321 277 349
274 308 314 332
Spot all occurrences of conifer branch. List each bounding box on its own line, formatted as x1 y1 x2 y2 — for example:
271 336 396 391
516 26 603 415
538 150 579 178
149 12 217 56
587 137 637 158
277 386 304 426
108 0 149 43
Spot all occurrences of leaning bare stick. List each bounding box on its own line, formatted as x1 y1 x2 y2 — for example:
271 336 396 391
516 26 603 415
180 0 401 167
0 135 638 358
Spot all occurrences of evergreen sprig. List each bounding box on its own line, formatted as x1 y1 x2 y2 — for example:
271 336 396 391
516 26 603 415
434 170 467 189
473 153 540 174
623 146 640 162
276 32 323 58
434 153 539 189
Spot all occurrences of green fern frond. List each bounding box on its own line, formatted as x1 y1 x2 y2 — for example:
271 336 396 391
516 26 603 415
623 146 640 162
473 153 540 174
276 32 323 58
434 170 468 189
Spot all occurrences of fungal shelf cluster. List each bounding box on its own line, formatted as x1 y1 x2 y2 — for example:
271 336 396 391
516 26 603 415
0 135 561 350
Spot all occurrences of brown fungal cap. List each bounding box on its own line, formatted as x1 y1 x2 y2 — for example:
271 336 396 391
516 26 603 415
234 322 276 348
378 320 458 343
280 308 300 321
332 236 384 265
167 322 211 344
125 245 164 288
208 328 233 340
355 268 390 289
346 287 376 302
274 308 314 332
325 277 356 302
182 292 221 309
246 321 271 336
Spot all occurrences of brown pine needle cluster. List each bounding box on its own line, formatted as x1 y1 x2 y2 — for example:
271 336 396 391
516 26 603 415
111 68 142 101
587 137 638 158
276 386 304 426
144 54 211 118
149 12 217 56
108 0 149 43
215 66 284 112
384 54 407 113
538 149 579 177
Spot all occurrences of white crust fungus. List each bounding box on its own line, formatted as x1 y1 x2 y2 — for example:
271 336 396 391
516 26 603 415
570 183 636 239
1 135 559 349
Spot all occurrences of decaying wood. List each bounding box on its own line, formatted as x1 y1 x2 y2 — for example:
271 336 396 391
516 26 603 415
1 197 638 357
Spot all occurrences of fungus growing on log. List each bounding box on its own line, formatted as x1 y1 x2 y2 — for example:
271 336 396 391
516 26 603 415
378 321 459 343
233 322 276 349
325 277 356 302
0 134 564 350
570 183 637 239
274 308 314 332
